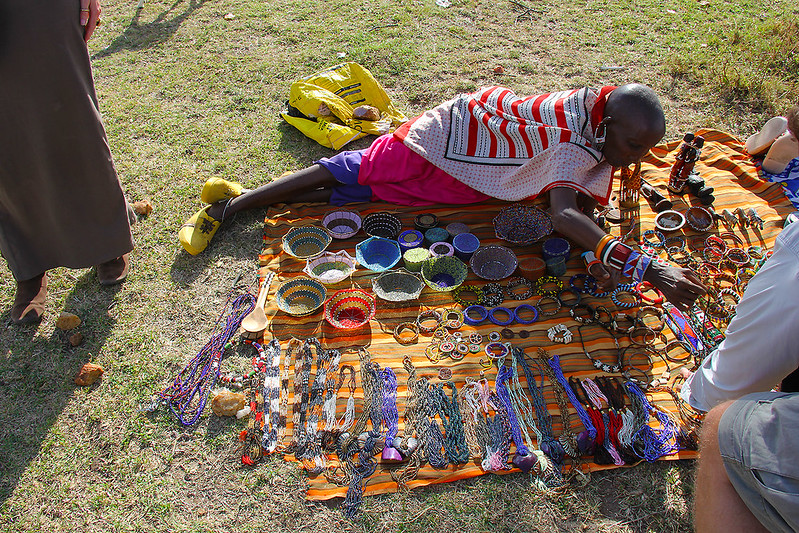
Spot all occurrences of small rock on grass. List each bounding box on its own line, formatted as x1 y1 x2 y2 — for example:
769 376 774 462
69 332 84 346
56 312 81 331
131 199 153 217
74 363 104 386
211 390 246 416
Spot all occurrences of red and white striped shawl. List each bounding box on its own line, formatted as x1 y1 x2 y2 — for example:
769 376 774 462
394 86 617 203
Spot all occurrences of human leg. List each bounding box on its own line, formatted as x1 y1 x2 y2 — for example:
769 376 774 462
695 392 799 533
10 272 48 325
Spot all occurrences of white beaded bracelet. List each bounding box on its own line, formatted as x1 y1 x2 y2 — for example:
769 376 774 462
547 323 573 344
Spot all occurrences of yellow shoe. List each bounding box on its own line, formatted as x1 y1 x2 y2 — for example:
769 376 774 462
200 177 244 204
179 206 221 255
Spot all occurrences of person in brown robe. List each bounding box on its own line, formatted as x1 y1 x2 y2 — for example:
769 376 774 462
0 0 133 324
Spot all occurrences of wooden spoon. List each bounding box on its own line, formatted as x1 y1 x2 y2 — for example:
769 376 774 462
241 272 275 334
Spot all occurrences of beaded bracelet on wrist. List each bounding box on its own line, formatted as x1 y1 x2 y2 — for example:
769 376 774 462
504 276 535 300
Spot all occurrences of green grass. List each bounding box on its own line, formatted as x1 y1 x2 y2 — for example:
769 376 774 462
1 0 795 531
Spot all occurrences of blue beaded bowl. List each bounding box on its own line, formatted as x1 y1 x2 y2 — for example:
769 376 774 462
281 225 332 259
355 236 402 272
275 277 327 316
470 245 518 281
421 256 468 292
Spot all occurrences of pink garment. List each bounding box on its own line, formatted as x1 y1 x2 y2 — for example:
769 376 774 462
358 134 491 206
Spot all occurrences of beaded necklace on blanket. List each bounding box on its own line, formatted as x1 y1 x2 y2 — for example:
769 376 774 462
624 381 679 461
390 356 425 489
433 381 470 464
278 338 300 449
154 292 255 426
240 339 282 464
482 392 513 473
517 351 563 465
582 378 624 466
260 339 282 453
459 377 492 458
380 367 400 450
290 338 314 453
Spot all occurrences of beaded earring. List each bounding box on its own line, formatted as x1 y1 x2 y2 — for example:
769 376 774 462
594 117 611 152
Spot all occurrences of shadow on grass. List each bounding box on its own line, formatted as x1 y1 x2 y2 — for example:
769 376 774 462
0 271 122 506
92 0 209 60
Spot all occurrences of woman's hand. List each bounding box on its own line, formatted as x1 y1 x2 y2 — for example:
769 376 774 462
644 261 707 311
80 0 102 42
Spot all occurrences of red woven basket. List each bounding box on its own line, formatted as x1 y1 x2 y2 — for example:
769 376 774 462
324 289 376 329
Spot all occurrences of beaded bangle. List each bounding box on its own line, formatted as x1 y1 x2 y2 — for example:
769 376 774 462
594 234 615 258
501 328 515 339
535 276 563 298
518 330 530 339
695 263 721 281
488 331 502 342
504 276 535 300
663 339 693 364
720 232 744 247
482 282 505 307
637 306 665 332
438 367 453 380
444 309 464 329
425 344 440 363
488 306 514 326
513 304 539 325
717 288 740 313
393 322 420 345
557 287 582 308
611 285 641 309
747 246 764 261
452 285 485 306
666 246 691 265
536 295 562 317
594 305 616 330
713 272 737 290
547 324 572 344
613 312 637 334
725 247 750 267
569 303 596 324
664 235 685 250
416 309 443 333
641 229 666 249
485 341 510 359
629 325 657 346
433 325 449 338
463 304 489 326
569 273 597 294
705 235 727 253
736 267 756 287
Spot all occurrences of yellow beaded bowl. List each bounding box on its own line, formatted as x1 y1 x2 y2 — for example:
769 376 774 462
282 225 332 259
275 277 327 316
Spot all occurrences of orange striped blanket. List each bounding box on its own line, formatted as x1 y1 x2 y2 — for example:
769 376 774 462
258 129 792 500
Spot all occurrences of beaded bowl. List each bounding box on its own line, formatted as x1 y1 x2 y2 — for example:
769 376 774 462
403 247 431 272
371 269 425 302
470 245 518 281
421 256 468 292
324 288 376 329
282 225 332 259
275 277 327 316
322 209 362 239
397 229 425 251
493 204 553 245
355 236 402 272
430 241 455 258
445 222 470 239
362 211 402 239
685 206 714 232
452 232 480 261
424 227 449 247
302 250 357 285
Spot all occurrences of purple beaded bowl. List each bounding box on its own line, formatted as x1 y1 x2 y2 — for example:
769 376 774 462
470 245 518 281
322 209 362 239
421 256 467 292
493 204 553 245
429 241 455 258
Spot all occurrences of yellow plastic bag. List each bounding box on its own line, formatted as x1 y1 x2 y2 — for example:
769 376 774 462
281 62 407 150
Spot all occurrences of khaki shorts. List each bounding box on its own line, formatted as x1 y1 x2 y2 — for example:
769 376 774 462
719 391 799 533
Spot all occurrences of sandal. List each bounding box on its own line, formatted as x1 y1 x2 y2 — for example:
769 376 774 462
11 272 48 324
745 116 787 156
200 177 243 204
179 206 222 255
